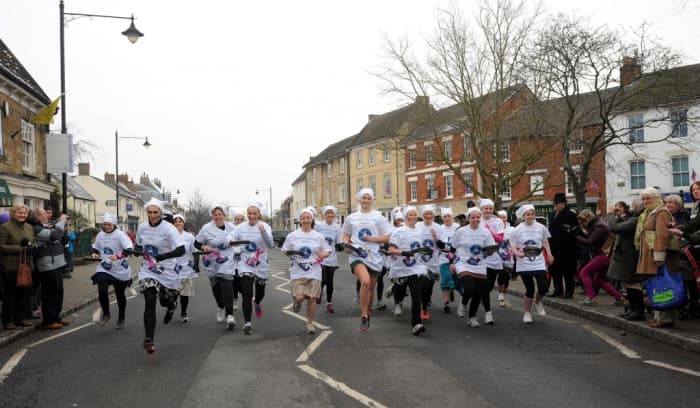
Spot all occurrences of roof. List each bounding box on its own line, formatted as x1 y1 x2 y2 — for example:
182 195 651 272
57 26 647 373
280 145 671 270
292 171 306 185
0 39 50 104
67 176 95 201
84 176 140 199
352 97 434 148
304 134 355 168
614 63 700 112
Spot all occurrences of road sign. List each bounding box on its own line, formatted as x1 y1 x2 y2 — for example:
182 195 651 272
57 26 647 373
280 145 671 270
105 200 117 206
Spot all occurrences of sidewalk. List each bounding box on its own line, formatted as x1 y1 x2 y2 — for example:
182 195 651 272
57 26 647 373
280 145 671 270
506 278 700 353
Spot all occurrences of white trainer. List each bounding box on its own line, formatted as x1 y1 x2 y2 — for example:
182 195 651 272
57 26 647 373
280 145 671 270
394 303 402 317
468 317 480 328
457 303 465 318
535 302 546 316
497 292 506 307
226 314 236 330
216 308 225 323
484 311 494 325
523 312 533 324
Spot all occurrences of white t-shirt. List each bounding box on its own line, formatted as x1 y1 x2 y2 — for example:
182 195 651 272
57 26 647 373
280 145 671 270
136 220 185 289
195 221 236 278
282 229 331 280
480 215 504 269
383 225 397 269
314 221 343 267
174 231 197 279
438 222 459 265
388 225 428 278
511 221 551 273
450 225 496 276
342 210 392 272
500 225 516 268
92 229 133 281
416 222 441 273
230 221 273 279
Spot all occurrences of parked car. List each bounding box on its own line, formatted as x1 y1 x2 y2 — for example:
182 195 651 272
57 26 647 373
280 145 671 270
272 230 292 247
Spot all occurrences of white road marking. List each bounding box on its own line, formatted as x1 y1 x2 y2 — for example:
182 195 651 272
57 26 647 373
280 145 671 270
0 348 27 384
27 322 95 348
297 364 388 408
543 314 576 324
296 330 333 363
281 309 330 330
644 360 700 378
129 287 138 296
582 324 641 359
92 307 101 322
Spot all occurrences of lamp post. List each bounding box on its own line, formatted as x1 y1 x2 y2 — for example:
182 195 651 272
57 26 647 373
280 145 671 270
256 186 273 221
59 0 143 214
115 130 150 228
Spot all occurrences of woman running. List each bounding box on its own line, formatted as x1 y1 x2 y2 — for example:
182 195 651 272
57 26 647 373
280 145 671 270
173 214 196 322
416 205 441 321
437 208 459 313
478 199 505 325
89 213 133 329
387 206 431 335
342 188 391 331
231 209 245 311
283 207 331 333
511 205 553 324
314 205 344 313
195 206 237 329
450 207 496 328
386 208 404 316
497 210 515 307
135 199 185 353
230 201 273 335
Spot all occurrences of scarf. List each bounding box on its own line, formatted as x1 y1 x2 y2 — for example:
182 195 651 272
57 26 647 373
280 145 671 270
634 199 662 250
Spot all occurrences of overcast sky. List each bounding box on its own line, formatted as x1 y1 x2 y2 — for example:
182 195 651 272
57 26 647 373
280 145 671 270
1 0 699 213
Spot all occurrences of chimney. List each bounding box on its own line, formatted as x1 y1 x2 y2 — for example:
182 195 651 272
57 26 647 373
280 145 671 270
140 172 150 184
117 173 129 185
415 95 429 106
104 172 116 185
78 162 90 176
368 114 378 122
620 55 641 86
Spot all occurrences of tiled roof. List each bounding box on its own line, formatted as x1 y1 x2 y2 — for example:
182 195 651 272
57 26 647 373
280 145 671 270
292 171 306 185
0 39 50 104
305 134 355 168
67 176 95 201
614 63 700 112
352 98 434 147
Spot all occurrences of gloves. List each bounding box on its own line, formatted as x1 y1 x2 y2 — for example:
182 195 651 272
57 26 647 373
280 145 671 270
20 238 29 247
335 243 345 252
154 254 166 262
482 245 500 256
400 250 413 257
285 250 304 257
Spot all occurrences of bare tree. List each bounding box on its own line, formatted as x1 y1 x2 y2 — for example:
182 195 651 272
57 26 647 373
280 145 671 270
186 188 212 233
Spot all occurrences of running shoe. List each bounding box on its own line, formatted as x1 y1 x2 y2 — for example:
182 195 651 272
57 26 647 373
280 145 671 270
306 323 315 334
394 303 402 317
243 322 252 335
377 300 387 310
457 304 465 318
115 318 125 329
255 304 263 319
385 284 394 299
99 313 110 326
226 314 236 330
163 308 175 324
412 323 426 335
484 311 494 325
523 312 533 324
443 302 451 313
580 298 595 306
498 292 506 307
535 302 546 316
143 338 156 354
293 301 302 313
359 316 370 332
421 309 430 321
180 314 189 323
326 303 335 313
233 298 239 311
216 308 225 323
468 318 480 328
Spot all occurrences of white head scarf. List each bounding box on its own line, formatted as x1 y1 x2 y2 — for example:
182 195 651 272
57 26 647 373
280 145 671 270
144 198 164 212
321 205 337 215
479 198 495 209
516 204 535 220
102 213 118 225
441 207 453 217
392 207 404 220
247 201 265 214
420 204 435 215
497 210 507 218
173 214 186 223
402 206 418 219
466 207 481 219
298 207 315 219
356 188 375 202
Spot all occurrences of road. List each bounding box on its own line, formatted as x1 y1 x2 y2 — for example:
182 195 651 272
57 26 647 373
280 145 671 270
0 249 699 408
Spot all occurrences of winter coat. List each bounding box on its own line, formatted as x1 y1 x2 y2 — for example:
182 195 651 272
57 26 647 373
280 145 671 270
548 208 579 258
637 204 679 276
576 216 610 256
0 218 36 272
30 219 67 273
607 212 640 282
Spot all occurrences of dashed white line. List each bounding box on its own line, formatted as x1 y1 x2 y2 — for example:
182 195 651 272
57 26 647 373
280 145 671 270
582 324 641 359
281 309 330 330
296 330 333 363
643 360 700 378
0 348 26 384
297 364 388 408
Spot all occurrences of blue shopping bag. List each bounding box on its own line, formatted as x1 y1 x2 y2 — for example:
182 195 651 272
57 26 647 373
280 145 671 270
644 264 685 311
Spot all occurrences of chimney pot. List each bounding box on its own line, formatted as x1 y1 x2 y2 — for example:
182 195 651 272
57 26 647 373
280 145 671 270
620 55 641 86
78 162 90 176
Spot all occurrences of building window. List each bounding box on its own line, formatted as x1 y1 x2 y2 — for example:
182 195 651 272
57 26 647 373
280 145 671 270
356 151 363 168
445 174 454 198
494 142 510 162
356 178 362 196
630 160 646 190
384 147 391 162
369 175 377 193
463 135 472 161
501 180 512 200
530 175 544 196
569 130 584 154
327 162 332 178
339 183 346 203
0 109 4 157
443 141 452 162
369 148 376 166
325 187 332 204
383 173 392 197
426 176 435 200
629 114 644 143
462 172 473 196
339 157 345 174
409 181 417 202
425 144 433 166
312 167 317 182
21 120 35 172
672 156 689 187
311 191 317 207
408 149 416 169
565 167 581 195
671 108 688 137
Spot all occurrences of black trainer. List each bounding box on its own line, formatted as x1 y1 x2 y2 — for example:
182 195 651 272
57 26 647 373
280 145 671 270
163 308 175 324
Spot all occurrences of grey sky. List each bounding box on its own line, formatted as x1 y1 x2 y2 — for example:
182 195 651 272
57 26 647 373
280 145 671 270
1 0 698 212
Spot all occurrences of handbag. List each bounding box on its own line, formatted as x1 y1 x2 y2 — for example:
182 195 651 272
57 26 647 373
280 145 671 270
601 234 616 257
643 264 685 311
16 247 33 288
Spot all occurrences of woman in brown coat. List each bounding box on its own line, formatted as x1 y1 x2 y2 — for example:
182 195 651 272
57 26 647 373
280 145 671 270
636 188 679 328
0 204 36 330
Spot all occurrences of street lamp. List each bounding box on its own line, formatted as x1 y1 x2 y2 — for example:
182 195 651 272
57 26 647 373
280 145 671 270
59 0 143 214
256 186 273 221
115 130 150 228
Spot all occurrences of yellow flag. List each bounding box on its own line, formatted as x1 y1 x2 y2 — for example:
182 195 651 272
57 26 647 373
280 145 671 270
30 95 62 125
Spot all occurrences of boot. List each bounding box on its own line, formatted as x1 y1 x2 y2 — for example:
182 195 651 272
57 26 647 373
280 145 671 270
624 288 645 321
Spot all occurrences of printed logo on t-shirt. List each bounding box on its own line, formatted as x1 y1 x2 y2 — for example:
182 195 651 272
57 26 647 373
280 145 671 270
246 241 258 252
467 244 482 266
403 241 421 267
174 264 182 274
104 247 115 255
298 246 313 271
144 245 159 257
358 228 372 242
325 237 333 246
421 239 434 262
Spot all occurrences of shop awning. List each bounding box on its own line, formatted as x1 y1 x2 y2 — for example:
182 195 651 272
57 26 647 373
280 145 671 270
0 179 13 207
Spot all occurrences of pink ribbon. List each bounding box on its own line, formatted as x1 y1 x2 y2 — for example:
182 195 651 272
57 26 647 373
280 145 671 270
246 248 264 266
202 250 221 262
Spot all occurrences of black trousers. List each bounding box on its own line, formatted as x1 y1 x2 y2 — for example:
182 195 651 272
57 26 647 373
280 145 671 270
98 279 129 320
460 275 490 318
38 267 65 325
549 255 577 295
211 278 234 315
1 271 25 325
321 265 337 302
239 275 265 322
393 275 427 326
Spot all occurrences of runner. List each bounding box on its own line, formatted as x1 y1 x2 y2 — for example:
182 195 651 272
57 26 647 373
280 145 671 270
314 205 344 313
497 210 515 307
134 198 185 354
416 205 441 321
89 213 133 329
437 208 459 313
386 208 404 316
195 206 237 329
342 188 391 331
231 209 246 311
478 199 505 325
511 205 553 324
283 207 331 333
173 214 197 322
450 207 496 328
230 201 274 335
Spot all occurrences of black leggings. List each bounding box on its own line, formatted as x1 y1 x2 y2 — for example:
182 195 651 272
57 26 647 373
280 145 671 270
97 279 129 320
460 275 490 318
180 296 189 315
143 286 178 340
520 273 548 298
239 276 266 322
393 275 428 326
321 266 337 302
376 268 386 301
232 274 241 300
211 278 234 315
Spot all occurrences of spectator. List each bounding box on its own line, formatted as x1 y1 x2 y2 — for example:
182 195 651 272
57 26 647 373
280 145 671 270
607 201 643 320
64 223 76 278
547 193 579 298
669 183 700 319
